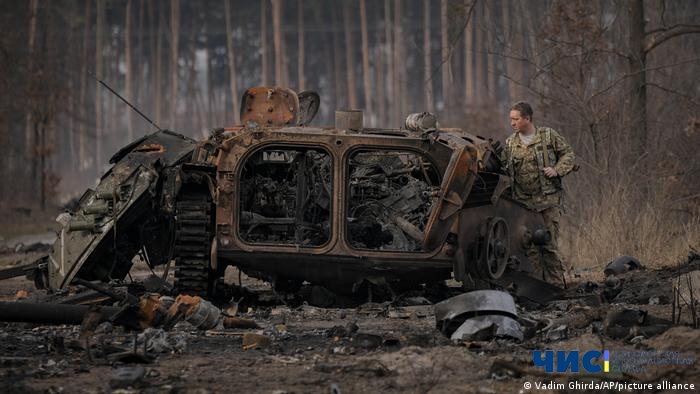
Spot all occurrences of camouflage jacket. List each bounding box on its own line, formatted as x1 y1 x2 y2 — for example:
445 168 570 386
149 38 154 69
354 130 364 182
500 126 575 211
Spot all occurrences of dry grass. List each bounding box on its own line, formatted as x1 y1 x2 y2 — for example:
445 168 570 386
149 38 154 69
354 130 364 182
561 171 699 274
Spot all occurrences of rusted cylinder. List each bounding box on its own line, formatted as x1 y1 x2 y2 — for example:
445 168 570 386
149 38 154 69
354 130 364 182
0 301 121 325
335 109 363 131
404 112 438 132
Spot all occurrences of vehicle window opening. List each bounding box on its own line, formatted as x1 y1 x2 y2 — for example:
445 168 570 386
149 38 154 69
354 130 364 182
347 150 440 251
239 146 332 246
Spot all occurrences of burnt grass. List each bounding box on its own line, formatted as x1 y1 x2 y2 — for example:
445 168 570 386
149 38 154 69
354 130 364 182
0 253 699 393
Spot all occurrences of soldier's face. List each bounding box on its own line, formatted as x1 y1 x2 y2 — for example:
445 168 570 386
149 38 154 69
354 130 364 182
510 110 531 133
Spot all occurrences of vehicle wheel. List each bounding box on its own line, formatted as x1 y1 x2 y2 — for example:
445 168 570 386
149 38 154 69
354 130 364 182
476 217 509 280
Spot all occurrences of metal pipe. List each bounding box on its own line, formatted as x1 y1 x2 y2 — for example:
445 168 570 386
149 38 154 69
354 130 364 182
0 301 121 325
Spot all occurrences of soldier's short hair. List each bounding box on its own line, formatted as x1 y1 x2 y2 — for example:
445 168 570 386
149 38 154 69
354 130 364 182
511 102 533 121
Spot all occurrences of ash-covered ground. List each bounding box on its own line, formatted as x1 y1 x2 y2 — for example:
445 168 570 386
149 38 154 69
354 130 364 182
0 238 699 394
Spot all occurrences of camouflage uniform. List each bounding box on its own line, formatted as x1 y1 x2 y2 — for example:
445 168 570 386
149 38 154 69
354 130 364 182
501 126 575 286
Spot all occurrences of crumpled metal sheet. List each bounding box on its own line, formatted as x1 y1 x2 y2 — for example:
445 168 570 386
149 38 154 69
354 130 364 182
435 290 518 322
450 315 523 342
435 290 521 341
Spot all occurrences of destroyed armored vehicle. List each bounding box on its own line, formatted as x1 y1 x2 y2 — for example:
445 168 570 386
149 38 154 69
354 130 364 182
41 87 551 300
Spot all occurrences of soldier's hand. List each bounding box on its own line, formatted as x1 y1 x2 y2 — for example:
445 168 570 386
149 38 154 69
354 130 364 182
543 167 559 178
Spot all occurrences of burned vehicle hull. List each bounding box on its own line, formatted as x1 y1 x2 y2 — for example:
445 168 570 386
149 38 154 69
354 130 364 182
45 88 549 299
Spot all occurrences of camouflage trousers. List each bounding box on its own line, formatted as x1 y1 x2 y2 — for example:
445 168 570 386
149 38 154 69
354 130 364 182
527 206 565 287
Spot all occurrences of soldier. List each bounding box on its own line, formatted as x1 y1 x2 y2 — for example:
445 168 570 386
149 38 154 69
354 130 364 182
501 102 575 287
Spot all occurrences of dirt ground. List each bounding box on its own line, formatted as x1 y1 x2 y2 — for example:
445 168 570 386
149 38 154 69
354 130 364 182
1 233 699 394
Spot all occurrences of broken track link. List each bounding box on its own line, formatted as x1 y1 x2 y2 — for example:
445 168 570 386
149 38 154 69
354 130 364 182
173 188 214 298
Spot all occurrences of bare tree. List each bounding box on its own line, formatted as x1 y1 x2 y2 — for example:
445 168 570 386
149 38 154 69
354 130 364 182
24 0 39 161
261 0 269 85
360 0 372 120
297 0 305 91
343 1 358 109
393 0 405 122
125 0 134 141
423 0 434 112
224 0 239 124
95 0 105 169
440 0 450 110
383 0 394 124
463 0 474 104
170 0 180 127
272 0 284 85
627 0 700 157
78 0 91 172
154 3 163 124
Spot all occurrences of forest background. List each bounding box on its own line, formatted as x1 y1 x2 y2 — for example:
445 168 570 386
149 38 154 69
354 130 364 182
0 0 698 272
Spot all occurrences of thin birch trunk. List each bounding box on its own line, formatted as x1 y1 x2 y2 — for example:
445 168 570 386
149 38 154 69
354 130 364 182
272 0 283 85
224 0 239 123
360 0 372 120
170 0 180 127
383 0 393 124
423 0 433 112
297 0 305 91
78 0 90 171
441 0 450 110
95 0 104 170
464 0 474 104
261 0 269 85
25 0 39 161
125 0 134 141
343 1 358 109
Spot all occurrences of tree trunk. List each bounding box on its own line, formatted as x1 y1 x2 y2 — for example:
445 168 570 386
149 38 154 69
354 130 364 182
203 33 216 126
312 4 333 105
331 6 343 107
423 0 433 112
24 0 39 161
261 0 269 86
475 1 484 98
170 0 180 127
78 0 90 172
343 1 358 109
360 0 372 120
485 2 495 99
185 23 198 131
224 0 239 124
272 0 283 85
125 0 134 141
393 0 404 122
297 0 305 91
383 0 394 124
440 0 450 111
501 0 516 103
628 0 647 158
154 3 163 125
136 0 145 131
95 0 105 170
376 29 386 123
464 0 474 104
66 22 76 174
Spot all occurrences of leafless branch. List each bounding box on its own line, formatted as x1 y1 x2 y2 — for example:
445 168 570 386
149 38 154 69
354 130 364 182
646 82 700 108
589 57 700 101
429 1 477 83
644 24 700 53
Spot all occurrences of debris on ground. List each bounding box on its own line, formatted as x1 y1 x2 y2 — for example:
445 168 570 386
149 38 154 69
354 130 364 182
435 290 523 341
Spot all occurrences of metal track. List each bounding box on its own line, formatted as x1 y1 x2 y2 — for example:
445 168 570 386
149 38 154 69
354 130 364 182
173 190 213 297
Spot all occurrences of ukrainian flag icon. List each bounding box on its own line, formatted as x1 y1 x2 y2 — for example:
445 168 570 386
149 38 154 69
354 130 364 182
604 350 609 372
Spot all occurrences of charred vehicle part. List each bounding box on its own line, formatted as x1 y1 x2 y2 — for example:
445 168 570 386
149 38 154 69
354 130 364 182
41 87 552 301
